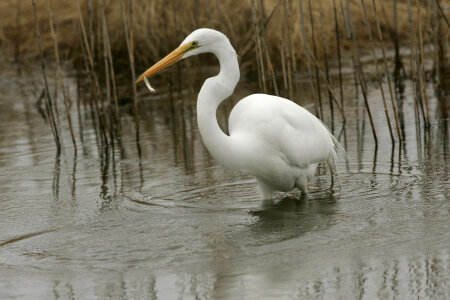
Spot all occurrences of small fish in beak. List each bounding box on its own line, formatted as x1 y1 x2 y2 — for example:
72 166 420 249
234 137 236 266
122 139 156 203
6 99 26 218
143 76 156 93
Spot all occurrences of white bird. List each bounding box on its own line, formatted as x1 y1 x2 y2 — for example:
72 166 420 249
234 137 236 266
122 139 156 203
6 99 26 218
136 28 339 200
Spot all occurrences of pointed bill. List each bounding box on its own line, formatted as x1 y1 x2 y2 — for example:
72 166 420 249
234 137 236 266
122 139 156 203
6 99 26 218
135 43 192 85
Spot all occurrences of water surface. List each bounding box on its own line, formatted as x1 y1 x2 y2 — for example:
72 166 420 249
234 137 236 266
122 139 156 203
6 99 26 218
0 63 448 299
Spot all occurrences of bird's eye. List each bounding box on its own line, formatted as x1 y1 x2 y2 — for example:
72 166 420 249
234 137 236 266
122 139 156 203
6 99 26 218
192 41 198 47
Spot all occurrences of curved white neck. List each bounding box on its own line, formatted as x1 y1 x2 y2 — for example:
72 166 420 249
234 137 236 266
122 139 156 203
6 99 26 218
196 43 240 169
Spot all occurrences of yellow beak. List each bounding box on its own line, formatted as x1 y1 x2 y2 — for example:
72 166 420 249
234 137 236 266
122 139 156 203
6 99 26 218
136 43 191 83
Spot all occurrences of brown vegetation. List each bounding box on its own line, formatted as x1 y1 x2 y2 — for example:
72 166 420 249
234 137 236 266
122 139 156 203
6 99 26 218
0 0 433 71
0 0 447 155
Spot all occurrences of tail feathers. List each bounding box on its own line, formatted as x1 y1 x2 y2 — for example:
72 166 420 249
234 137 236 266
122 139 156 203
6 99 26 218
327 132 348 171
327 132 346 192
316 118 348 172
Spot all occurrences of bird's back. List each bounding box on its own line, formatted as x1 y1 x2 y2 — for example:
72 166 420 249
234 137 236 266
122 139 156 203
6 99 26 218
228 94 337 169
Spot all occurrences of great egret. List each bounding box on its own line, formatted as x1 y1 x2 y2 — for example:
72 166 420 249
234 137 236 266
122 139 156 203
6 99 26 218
137 28 339 200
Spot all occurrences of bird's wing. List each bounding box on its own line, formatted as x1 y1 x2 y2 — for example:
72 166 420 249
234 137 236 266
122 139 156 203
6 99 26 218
229 94 337 168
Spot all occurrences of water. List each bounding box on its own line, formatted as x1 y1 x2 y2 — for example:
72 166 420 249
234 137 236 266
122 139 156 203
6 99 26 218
0 63 448 299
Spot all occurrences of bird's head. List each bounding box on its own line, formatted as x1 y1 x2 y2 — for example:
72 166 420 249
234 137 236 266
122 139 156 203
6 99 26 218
136 28 228 84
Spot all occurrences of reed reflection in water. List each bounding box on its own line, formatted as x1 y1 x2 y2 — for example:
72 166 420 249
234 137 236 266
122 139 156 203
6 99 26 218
0 61 448 299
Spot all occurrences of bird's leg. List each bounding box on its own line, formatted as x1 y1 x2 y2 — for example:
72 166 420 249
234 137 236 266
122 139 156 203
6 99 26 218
256 179 274 200
299 183 308 194
295 175 308 194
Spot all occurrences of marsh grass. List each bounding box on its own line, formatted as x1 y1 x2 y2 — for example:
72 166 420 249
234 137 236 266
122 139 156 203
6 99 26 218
0 0 430 74
2 0 448 152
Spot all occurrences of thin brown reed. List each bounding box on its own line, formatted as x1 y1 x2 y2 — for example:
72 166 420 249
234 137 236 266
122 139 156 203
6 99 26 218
342 0 378 144
46 0 77 154
319 3 333 121
101 0 119 121
406 0 427 126
258 0 279 96
32 0 61 156
251 0 267 94
283 0 294 100
76 0 109 145
308 0 323 119
333 0 344 112
372 0 402 143
299 0 319 117
361 0 394 144
416 0 430 127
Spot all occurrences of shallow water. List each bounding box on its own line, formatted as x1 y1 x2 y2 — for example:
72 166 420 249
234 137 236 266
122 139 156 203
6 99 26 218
0 62 448 299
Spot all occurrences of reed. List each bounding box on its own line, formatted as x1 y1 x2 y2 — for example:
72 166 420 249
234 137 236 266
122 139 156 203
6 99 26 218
32 0 61 156
76 0 110 146
308 0 323 119
258 0 279 96
406 0 426 126
432 0 450 28
372 0 402 143
333 0 344 112
360 0 394 144
342 0 378 144
319 3 333 122
433 0 449 118
121 0 139 128
416 0 430 127
3 0 446 158
282 0 294 100
251 0 267 93
1 0 425 79
299 0 319 117
46 0 77 154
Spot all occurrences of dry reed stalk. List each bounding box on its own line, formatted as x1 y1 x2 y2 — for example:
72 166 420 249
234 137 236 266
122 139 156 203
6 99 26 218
338 0 359 102
214 0 235 40
299 0 319 117
406 0 418 100
101 0 119 121
333 0 344 111
319 3 333 121
283 0 294 100
203 0 213 27
32 0 61 156
251 0 268 94
308 0 323 119
14 0 21 68
406 0 427 125
431 0 439 81
432 0 450 28
76 0 109 146
101 10 112 137
417 0 430 127
434 0 449 117
392 0 404 94
258 0 279 95
280 38 288 93
46 0 77 154
372 0 402 143
343 0 378 144
361 0 394 144
304 48 347 120
88 0 95 62
121 0 139 130
237 3 279 70
75 74 85 145
285 2 350 119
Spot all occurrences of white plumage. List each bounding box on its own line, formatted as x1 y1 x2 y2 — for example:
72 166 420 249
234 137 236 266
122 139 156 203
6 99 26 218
137 28 339 200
